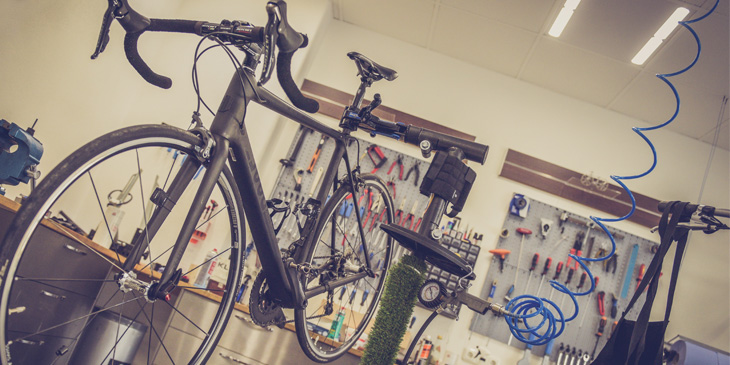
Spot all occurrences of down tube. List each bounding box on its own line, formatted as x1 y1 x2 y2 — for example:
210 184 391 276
228 124 294 306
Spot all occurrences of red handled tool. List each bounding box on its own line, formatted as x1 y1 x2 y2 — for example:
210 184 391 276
488 249 511 273
536 257 552 296
367 145 387 173
524 253 540 291
597 291 605 316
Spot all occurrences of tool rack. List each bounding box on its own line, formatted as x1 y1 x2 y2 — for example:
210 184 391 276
469 195 657 361
268 127 481 319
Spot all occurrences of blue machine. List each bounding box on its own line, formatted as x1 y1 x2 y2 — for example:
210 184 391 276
0 119 44 194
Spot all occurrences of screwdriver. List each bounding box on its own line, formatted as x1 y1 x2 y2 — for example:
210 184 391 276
635 263 646 291
524 253 540 292
577 272 587 290
591 316 607 358
360 289 370 307
489 280 498 299
597 291 606 316
536 257 552 297
558 267 575 308
610 293 618 318
547 261 564 301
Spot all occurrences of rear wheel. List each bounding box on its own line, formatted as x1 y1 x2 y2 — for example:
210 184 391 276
294 174 394 362
0 124 244 365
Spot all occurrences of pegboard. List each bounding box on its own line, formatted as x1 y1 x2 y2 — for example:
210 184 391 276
469 194 658 361
267 127 481 319
268 127 431 249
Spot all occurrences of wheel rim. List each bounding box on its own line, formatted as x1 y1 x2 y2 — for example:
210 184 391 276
296 177 394 361
0 132 243 365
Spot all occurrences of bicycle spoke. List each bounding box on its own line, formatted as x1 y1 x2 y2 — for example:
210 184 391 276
48 220 126 273
87 172 124 265
136 149 154 267
12 296 146 342
182 247 232 278
102 294 149 365
148 303 154 365
162 300 209 336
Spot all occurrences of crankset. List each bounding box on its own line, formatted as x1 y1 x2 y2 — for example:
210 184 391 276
249 272 287 328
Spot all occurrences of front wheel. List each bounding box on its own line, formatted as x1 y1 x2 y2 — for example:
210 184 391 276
0 124 244 365
294 174 395 362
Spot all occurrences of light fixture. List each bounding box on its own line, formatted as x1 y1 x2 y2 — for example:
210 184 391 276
548 0 582 37
631 7 690 65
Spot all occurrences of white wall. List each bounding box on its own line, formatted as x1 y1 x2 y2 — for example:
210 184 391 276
305 20 730 361
2 1 728 362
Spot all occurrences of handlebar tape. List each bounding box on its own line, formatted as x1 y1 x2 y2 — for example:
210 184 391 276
276 42 319 113
123 19 202 89
404 126 489 165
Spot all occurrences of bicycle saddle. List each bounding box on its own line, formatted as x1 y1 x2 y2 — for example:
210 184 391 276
347 52 398 82
380 223 475 279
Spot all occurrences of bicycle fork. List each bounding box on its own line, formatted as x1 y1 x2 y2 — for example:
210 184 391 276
121 136 230 301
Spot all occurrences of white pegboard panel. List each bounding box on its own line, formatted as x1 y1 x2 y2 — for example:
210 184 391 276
268 128 431 250
469 195 658 361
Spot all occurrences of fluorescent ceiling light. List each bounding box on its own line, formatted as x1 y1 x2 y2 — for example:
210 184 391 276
548 0 582 37
632 7 690 65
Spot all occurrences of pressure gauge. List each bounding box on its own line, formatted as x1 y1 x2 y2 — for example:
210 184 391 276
418 279 446 309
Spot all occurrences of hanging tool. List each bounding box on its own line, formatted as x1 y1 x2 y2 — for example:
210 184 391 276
541 338 555 365
604 253 618 274
362 196 381 229
308 167 324 197
556 343 565 365
610 293 618 318
578 277 600 329
402 200 420 230
517 333 536 365
577 272 587 291
566 231 584 270
394 198 406 225
488 280 497 299
366 144 387 173
404 162 420 187
524 253 540 292
548 261 564 301
292 168 304 192
387 154 404 179
635 263 646 291
274 125 312 185
620 244 639 298
558 267 576 308
386 177 396 199
590 317 607 358
488 249 511 273
540 218 553 239
513 228 533 287
307 134 329 173
536 257 552 296
360 289 370 307
596 291 606 316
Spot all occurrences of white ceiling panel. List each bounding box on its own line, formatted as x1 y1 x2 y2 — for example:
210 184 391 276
337 0 435 47
330 0 728 150
560 0 683 62
644 12 730 95
440 0 557 33
699 118 729 150
430 6 538 77
521 38 641 106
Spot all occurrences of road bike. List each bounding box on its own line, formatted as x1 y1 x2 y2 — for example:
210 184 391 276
0 1 488 364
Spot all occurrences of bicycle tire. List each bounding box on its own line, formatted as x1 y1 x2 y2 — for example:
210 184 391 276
294 173 394 362
0 124 244 365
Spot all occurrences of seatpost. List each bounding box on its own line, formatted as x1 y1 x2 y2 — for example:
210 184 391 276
417 146 466 239
351 77 373 109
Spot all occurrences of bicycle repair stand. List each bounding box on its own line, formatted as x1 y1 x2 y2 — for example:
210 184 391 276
378 148 515 363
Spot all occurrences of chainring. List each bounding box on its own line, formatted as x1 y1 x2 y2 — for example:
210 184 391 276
249 272 287 328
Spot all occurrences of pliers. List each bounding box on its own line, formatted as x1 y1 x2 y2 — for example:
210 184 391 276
404 162 420 187
362 195 381 229
605 254 618 274
566 231 584 270
367 145 387 173
386 177 397 199
402 201 421 231
394 198 406 226
388 155 404 180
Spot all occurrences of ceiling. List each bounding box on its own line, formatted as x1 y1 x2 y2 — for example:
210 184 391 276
331 0 730 150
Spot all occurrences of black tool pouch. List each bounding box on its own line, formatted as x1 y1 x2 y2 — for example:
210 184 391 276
419 151 475 217
593 201 690 365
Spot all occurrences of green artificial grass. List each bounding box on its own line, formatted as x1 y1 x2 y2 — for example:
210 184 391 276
361 254 427 365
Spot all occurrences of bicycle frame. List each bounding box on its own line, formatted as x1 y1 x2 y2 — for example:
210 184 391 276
122 64 373 308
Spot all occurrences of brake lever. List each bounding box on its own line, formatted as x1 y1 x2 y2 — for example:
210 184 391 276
259 2 279 85
91 0 125 59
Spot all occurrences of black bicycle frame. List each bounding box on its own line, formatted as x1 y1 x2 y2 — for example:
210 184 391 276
124 65 374 307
